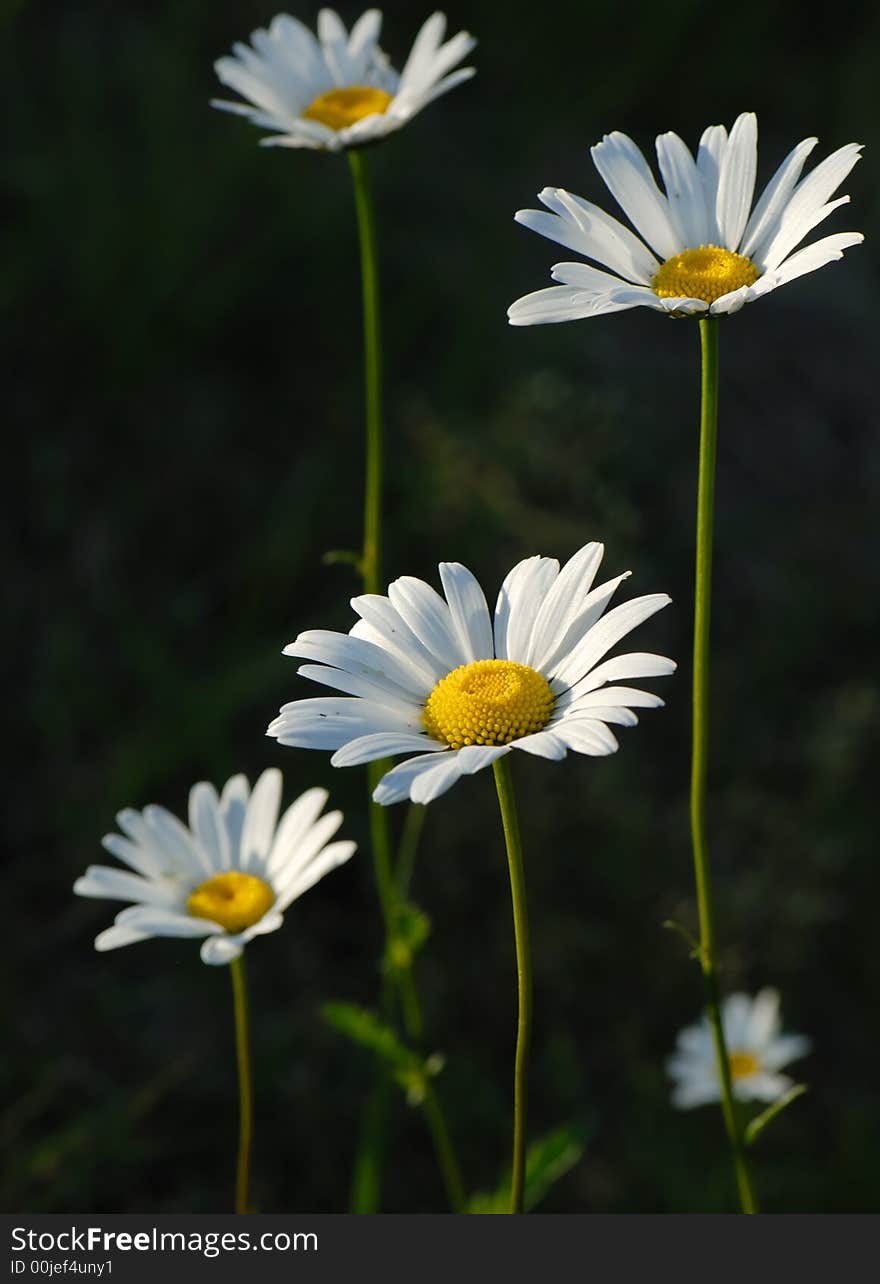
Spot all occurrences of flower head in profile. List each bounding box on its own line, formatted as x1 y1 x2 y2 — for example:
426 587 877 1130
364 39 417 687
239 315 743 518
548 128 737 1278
268 542 675 805
212 8 476 152
509 113 862 323
667 988 811 1109
74 770 355 965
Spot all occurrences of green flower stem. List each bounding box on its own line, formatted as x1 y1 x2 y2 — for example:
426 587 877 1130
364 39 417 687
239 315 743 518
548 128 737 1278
347 147 383 598
229 955 253 1215
691 317 758 1215
347 147 463 1214
492 756 532 1215
396 803 427 899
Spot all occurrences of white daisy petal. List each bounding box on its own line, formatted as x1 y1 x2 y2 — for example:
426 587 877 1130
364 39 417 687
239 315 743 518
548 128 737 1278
745 987 780 1045
507 284 644 326
200 935 245 966
715 112 758 250
555 718 619 756
219 774 250 865
396 11 446 94
285 628 431 697
296 662 420 714
266 787 330 877
526 542 605 670
509 730 567 760
760 196 855 275
742 1072 795 1103
268 696 419 750
496 556 560 663
757 142 863 269
330 731 444 767
73 866 179 908
189 781 231 872
275 842 356 909
114 906 224 940
76 775 355 965
240 768 282 869
372 752 453 805
454 744 512 774
591 131 681 260
542 572 632 681
346 8 382 78
560 685 665 716
762 1034 812 1072
410 753 465 804
391 66 475 119
542 188 659 283
551 594 672 689
740 137 818 259
570 652 677 693
384 578 464 672
438 562 495 662
696 123 728 244
349 595 447 688
761 231 864 287
95 923 153 953
270 813 346 896
656 131 708 248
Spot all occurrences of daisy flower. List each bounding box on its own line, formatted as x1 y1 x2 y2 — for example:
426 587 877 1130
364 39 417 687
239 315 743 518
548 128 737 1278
667 989 812 1109
74 770 355 966
508 112 863 323
212 8 476 152
267 542 675 804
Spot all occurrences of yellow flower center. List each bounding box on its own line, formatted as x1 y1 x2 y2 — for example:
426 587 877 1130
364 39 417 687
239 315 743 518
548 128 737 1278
423 659 555 751
187 872 275 934
302 86 393 132
653 245 760 305
728 1051 760 1080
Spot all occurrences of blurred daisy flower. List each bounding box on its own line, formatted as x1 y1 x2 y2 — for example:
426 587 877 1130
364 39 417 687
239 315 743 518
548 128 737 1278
268 542 675 805
509 112 862 323
668 989 811 1109
74 770 355 965
212 8 476 152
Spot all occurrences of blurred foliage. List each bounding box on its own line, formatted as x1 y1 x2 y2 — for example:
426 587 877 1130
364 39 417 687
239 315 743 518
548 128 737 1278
5 0 880 1212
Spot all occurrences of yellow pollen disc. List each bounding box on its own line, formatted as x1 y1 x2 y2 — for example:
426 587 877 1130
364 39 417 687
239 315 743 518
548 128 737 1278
302 86 393 131
187 872 275 934
652 245 759 305
423 659 555 751
728 1051 760 1080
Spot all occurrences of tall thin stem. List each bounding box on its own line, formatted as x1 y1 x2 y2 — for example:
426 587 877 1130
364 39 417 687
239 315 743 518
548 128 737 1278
691 317 758 1215
229 955 253 1215
493 756 532 1215
347 147 383 598
346 147 464 1214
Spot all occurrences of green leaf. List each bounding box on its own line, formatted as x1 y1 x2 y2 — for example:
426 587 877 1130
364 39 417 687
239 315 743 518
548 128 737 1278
745 1084 808 1147
467 1125 586 1213
321 1002 418 1072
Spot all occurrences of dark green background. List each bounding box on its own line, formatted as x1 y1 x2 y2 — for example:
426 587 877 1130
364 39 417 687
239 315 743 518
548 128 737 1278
7 0 879 1212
